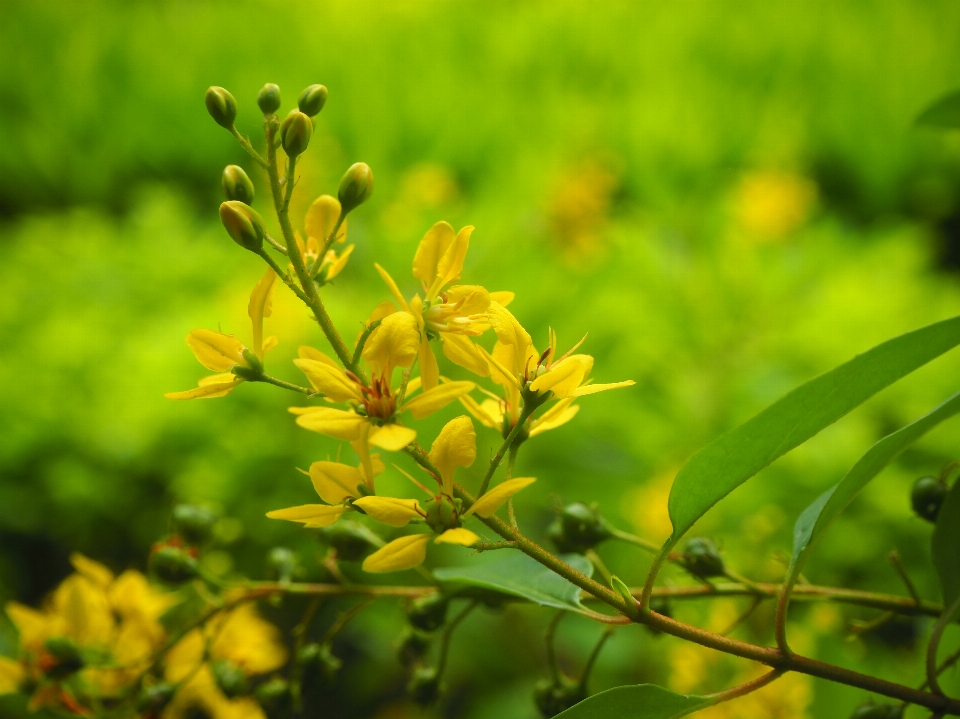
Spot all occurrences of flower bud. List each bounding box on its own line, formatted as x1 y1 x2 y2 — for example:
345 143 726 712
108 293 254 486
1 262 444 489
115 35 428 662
255 677 292 718
406 666 440 705
219 201 265 252
298 84 328 116
205 86 238 129
172 504 217 545
268 547 298 582
547 502 611 554
850 702 904 719
533 675 585 718
316 521 377 561
149 545 198 584
43 637 84 678
681 537 725 579
911 475 946 523
211 658 249 698
337 162 374 216
297 643 342 682
257 83 282 115
241 348 264 373
137 683 176 714
397 628 432 667
281 111 313 157
406 593 449 632
422 495 462 534
610 576 639 620
221 165 255 204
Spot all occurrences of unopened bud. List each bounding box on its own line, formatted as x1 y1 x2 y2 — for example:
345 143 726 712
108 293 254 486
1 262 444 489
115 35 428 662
911 475 946 523
205 86 237 129
850 702 904 719
548 502 611 554
422 495 462 534
221 165 255 204
241 348 264 373
533 675 585 718
254 677 292 718
681 537 725 579
43 637 84 678
297 642 341 682
337 162 374 216
149 545 198 584
257 83 282 115
610 576 639 620
268 547 298 582
219 201 265 252
397 628 432 667
210 658 249 698
406 593 449 632
407 666 440 705
316 521 377 561
298 84 328 116
281 111 313 157
172 504 217 545
137 683 176 714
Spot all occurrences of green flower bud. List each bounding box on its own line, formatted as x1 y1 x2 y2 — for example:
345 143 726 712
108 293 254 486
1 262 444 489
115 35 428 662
172 504 217 545
850 702 904 719
911 475 947 523
337 162 374 216
397 628 433 667
406 593 449 632
205 86 238 129
298 84 328 116
610 576 639 620
297 643 341 683
422 495 462 533
210 658 249 699
219 201 265 252
316 521 378 561
254 677 292 718
681 537 725 579
268 547 298 582
257 83 282 115
221 165 255 204
149 545 198 584
547 503 611 553
43 637 84 678
280 111 313 157
533 675 585 718
137 683 176 714
407 666 440 705
241 348 265 373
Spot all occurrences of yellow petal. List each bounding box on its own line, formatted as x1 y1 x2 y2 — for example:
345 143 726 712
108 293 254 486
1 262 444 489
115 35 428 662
310 461 364 504
298 345 340 366
248 267 277 358
352 496 422 527
362 534 430 573
465 477 537 518
441 334 490 377
368 423 417 451
428 416 476 494
477 342 521 389
305 194 346 243
412 221 457 286
296 408 368 441
485 303 535 375
489 290 515 306
571 380 636 397
403 381 476 420
435 528 479 546
185 329 247 372
446 284 491 315
263 336 279 353
459 394 500 429
164 379 242 400
430 225 473 296
266 504 348 527
325 244 354 280
289 405 323 415
374 264 410 312
69 553 114 588
529 401 580 437
5 602 52 652
404 375 422 397
0 656 24 695
362 311 419 378
419 337 440 392
530 355 593 398
293 358 362 402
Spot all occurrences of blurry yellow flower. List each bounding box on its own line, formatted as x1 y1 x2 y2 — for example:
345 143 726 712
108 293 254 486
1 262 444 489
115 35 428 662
166 268 278 400
0 657 23 695
733 170 817 242
298 194 353 284
545 160 618 259
375 221 514 391
383 163 459 236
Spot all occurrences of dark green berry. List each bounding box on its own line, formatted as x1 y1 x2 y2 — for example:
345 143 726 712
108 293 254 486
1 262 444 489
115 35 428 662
257 84 281 115
533 675 586 718
681 537 725 579
911 475 946 523
172 504 217 545
407 666 440 705
210 658 248 698
149 545 198 585
850 701 904 719
406 593 449 632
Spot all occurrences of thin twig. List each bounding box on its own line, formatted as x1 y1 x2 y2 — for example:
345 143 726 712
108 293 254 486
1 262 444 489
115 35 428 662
436 600 478 680
889 551 923 607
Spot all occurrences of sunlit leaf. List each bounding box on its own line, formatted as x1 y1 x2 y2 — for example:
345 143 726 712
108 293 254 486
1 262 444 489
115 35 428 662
933 475 960 606
667 316 960 545
555 684 710 718
916 89 960 128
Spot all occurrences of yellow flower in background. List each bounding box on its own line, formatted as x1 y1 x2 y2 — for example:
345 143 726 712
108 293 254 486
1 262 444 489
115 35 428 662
375 221 514 391
298 194 353 284
461 302 633 438
733 170 817 242
545 159 619 260
163 602 287 719
292 312 474 458
165 268 278 400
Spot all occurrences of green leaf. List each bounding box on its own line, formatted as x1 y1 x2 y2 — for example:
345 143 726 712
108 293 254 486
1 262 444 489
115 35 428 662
434 552 593 612
917 89 960 128
933 475 960 605
787 392 960 589
555 684 710 718
667 315 960 544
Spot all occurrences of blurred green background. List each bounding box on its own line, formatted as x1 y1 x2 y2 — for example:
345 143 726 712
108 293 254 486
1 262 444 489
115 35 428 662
3 1 960 717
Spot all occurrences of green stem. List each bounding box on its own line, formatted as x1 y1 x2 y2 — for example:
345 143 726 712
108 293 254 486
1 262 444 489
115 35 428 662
477 405 533 497
927 594 960 696
608 526 661 554
545 611 566 683
254 373 317 396
230 126 268 167
352 319 382 367
257 248 310 305
436 600 477 680
264 232 289 255
706 669 784 704
889 550 923 607
578 627 614 692
282 156 297 212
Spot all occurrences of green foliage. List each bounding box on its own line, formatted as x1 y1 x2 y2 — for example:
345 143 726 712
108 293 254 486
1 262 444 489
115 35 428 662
917 89 960 128
932 475 960 605
554 684 708 718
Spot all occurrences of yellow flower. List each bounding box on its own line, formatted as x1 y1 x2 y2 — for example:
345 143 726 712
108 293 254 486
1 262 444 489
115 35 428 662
0 657 23 695
166 268 278 400
292 312 474 457
461 302 633 437
298 194 353 284
374 221 514 391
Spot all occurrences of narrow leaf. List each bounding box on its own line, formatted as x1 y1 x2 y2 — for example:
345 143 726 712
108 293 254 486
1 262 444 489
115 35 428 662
933 476 960 606
667 316 960 543
434 552 593 613
787 392 960 587
555 684 710 719
917 89 960 128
